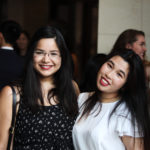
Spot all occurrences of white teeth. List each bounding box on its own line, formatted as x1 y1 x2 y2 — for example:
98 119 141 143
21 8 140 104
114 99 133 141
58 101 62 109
41 65 50 68
102 78 108 84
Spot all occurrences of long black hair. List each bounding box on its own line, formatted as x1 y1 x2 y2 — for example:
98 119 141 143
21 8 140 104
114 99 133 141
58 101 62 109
80 53 107 92
80 49 150 149
19 26 78 117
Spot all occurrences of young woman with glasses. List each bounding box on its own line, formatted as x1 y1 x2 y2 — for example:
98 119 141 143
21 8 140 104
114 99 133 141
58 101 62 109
0 26 79 150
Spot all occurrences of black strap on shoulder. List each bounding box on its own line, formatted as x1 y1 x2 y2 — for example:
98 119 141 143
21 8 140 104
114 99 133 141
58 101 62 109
7 86 16 150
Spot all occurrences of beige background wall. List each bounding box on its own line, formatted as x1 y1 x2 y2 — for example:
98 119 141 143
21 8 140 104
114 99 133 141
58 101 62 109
98 0 150 60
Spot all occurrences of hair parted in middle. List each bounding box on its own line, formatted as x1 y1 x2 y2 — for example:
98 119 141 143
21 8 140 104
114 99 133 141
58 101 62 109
21 26 78 117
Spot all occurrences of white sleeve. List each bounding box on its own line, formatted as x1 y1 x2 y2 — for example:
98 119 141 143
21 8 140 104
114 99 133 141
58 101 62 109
115 114 143 138
77 92 90 110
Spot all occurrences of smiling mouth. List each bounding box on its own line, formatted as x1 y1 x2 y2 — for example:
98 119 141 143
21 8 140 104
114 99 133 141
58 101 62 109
40 65 53 70
100 77 110 86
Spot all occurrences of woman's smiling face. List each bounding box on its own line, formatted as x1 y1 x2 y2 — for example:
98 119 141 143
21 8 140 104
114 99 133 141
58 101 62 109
33 38 61 80
97 55 129 98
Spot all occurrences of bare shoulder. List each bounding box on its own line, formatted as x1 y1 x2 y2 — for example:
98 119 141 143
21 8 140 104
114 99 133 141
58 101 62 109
0 86 13 101
0 85 20 104
0 86 19 149
72 80 78 87
72 80 80 96
0 86 13 122
0 85 21 123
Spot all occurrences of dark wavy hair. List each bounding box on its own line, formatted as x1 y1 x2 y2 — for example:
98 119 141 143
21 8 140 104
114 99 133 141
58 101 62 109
19 26 78 117
111 29 145 53
80 49 150 149
0 20 22 46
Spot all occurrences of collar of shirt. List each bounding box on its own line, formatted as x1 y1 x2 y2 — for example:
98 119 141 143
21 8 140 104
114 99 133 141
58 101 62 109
1 46 14 50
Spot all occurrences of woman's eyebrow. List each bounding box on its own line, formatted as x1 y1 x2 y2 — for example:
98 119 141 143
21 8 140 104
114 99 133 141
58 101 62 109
35 49 44 51
108 60 114 66
35 49 59 52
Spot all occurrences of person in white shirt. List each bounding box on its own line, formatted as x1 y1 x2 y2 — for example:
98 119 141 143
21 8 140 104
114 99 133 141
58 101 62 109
73 49 150 150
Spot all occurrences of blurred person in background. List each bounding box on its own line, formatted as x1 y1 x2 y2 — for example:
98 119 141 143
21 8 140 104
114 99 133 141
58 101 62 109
111 29 147 60
0 20 24 91
16 30 30 57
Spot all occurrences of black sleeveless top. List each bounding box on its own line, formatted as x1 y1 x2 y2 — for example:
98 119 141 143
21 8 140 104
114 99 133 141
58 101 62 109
13 100 75 150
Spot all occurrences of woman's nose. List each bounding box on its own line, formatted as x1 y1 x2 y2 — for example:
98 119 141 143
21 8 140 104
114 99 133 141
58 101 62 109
105 71 113 79
42 54 50 62
143 46 147 52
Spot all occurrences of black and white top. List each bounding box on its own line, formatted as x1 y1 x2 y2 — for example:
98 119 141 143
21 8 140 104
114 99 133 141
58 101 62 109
13 100 75 150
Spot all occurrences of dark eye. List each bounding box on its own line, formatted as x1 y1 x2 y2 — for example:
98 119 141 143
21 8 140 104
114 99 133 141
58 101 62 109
107 63 113 68
117 72 123 78
140 43 145 47
51 52 58 55
35 51 43 55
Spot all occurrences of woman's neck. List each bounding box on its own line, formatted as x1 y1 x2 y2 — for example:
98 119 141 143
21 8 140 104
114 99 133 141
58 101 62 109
40 78 57 106
40 78 54 92
100 93 120 103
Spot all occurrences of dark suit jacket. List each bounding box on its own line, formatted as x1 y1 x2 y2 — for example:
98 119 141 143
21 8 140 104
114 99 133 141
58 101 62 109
0 48 25 90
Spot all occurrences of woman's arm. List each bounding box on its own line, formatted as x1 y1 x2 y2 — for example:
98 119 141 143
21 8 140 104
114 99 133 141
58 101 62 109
0 86 15 150
121 136 144 150
72 80 80 96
